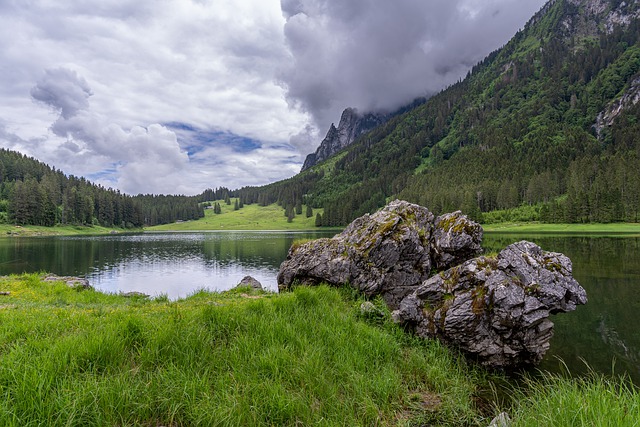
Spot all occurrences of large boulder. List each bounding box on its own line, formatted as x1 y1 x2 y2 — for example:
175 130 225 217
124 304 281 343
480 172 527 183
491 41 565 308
278 200 482 309
392 241 588 368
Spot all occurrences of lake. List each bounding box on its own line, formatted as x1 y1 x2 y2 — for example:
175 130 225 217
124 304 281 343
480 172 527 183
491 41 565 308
0 230 638 383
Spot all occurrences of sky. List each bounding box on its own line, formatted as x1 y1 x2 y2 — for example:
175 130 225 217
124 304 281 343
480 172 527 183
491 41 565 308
0 0 547 195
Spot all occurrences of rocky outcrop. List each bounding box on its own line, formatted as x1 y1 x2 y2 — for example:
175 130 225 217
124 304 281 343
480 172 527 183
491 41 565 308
278 200 587 369
277 200 482 309
595 76 640 137
301 108 389 171
392 241 587 368
237 275 263 291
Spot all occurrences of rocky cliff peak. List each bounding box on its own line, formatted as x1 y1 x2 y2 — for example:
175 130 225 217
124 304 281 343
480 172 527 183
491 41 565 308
301 108 389 171
549 0 639 39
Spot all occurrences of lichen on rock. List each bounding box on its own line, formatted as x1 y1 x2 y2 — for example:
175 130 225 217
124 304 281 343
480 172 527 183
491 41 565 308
278 200 481 309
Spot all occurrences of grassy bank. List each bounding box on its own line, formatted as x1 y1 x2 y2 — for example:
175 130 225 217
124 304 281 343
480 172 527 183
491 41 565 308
148 201 322 231
483 222 640 235
0 275 486 426
1 275 638 426
0 224 126 237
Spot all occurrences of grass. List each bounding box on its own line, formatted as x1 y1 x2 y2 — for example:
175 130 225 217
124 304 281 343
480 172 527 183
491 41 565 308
0 224 125 237
483 222 640 235
0 274 488 426
509 373 640 426
1 274 638 425
147 201 323 231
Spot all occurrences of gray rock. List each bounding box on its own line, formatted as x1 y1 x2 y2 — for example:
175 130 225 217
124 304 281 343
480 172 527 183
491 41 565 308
359 301 385 319
278 200 435 308
489 412 512 427
237 275 263 291
393 241 587 368
431 211 483 270
42 274 92 290
278 200 483 309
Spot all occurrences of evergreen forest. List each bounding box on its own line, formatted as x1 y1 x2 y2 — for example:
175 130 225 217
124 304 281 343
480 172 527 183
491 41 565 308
0 149 203 228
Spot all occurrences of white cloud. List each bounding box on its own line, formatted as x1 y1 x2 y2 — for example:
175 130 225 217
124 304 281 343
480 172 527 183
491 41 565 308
0 0 548 195
278 0 548 134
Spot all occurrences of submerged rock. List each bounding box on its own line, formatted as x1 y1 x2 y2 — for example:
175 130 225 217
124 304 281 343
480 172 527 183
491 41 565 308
278 200 482 309
392 241 588 368
120 291 149 298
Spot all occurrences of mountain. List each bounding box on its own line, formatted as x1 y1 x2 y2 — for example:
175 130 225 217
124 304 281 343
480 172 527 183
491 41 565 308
301 108 389 171
238 0 640 226
301 97 427 171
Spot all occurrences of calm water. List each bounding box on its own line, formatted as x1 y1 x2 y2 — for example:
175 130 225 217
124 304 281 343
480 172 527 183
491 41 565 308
483 233 640 383
0 231 337 297
0 231 638 383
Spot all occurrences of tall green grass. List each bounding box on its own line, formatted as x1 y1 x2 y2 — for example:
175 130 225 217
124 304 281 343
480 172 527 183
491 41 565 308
510 373 640 426
3 274 638 426
0 274 486 426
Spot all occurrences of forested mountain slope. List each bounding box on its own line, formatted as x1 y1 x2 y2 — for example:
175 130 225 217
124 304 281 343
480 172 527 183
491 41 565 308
0 149 203 227
240 0 640 225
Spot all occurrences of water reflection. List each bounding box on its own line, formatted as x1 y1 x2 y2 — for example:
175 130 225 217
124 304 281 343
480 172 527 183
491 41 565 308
0 231 337 299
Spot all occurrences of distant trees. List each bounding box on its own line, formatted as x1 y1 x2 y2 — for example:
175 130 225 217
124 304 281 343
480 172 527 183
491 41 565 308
0 149 203 228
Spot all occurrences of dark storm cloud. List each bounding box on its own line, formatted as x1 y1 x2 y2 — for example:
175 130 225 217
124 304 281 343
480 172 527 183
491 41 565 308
279 0 548 134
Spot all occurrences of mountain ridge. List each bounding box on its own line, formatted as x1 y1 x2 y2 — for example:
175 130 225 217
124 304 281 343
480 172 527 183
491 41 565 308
301 108 389 171
301 97 427 171
237 0 640 226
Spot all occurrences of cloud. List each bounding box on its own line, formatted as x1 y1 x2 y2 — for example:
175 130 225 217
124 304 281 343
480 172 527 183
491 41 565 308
0 0 310 194
278 0 548 135
31 68 93 119
0 0 548 195
30 67 190 194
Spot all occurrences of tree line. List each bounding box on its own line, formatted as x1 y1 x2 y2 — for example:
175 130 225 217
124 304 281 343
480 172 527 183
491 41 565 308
0 149 203 228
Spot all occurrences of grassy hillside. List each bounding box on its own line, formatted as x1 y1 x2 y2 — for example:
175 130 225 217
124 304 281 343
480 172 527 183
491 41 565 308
1 274 638 426
147 201 322 231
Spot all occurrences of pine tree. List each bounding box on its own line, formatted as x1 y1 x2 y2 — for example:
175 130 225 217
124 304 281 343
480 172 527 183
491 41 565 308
306 204 313 218
315 212 322 227
234 199 239 211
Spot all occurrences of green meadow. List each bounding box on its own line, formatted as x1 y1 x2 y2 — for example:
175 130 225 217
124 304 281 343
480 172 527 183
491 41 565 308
0 224 123 237
0 275 638 426
483 222 640 235
147 201 323 231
